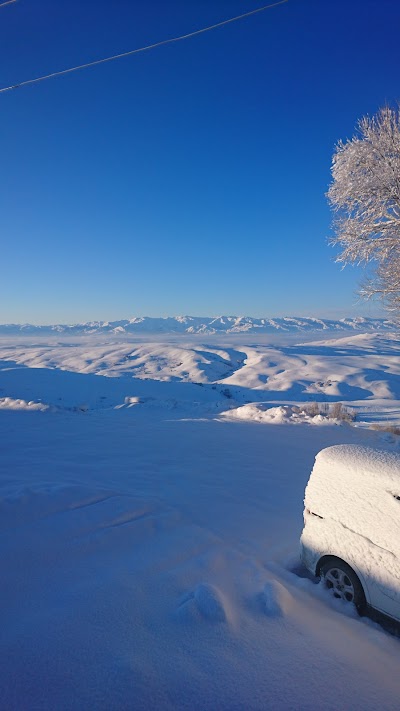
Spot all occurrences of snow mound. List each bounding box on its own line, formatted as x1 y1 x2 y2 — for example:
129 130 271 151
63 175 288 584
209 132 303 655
123 396 142 407
221 404 334 425
177 583 228 623
260 581 292 617
194 583 227 621
0 397 48 411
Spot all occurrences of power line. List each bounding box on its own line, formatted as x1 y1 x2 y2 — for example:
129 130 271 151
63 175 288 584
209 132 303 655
0 0 18 7
0 0 288 94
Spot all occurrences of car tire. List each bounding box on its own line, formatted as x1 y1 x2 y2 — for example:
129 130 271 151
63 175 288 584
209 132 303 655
320 558 366 613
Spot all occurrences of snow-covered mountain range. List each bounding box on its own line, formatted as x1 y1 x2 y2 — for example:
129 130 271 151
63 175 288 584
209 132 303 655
0 315 396 335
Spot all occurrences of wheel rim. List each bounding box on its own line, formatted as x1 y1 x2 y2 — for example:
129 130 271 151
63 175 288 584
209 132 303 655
324 567 355 603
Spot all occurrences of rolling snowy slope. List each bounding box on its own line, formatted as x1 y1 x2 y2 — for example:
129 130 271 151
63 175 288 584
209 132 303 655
1 331 399 424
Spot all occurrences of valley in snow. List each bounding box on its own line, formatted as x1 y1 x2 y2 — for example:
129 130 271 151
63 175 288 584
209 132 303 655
1 329 400 709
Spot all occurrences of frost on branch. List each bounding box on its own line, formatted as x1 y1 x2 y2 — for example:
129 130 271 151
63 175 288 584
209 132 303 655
327 106 400 312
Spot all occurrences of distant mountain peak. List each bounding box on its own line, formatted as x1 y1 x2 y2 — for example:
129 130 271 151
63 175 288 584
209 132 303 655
0 315 395 336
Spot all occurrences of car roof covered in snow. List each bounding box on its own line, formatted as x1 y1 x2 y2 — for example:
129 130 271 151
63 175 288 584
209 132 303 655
305 444 400 560
314 445 400 487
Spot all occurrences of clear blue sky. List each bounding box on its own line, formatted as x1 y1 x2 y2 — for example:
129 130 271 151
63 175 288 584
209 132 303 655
1 0 399 324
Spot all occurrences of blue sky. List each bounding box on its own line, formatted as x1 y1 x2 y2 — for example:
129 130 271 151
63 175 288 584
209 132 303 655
1 0 399 324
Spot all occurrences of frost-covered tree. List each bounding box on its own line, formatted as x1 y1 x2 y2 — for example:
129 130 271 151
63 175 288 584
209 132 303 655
327 106 400 312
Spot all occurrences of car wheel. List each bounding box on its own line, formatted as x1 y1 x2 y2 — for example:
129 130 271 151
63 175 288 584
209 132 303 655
320 558 366 613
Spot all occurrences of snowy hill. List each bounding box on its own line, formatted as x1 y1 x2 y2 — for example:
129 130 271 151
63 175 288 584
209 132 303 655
0 314 396 335
1 330 400 425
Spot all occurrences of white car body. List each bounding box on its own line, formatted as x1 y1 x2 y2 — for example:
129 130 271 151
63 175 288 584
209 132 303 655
300 444 400 623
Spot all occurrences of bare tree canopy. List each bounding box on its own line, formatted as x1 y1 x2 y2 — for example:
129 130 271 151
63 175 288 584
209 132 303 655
327 106 400 312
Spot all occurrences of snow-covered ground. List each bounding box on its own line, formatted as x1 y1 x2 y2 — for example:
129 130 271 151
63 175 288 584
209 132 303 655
1 330 399 425
1 331 400 709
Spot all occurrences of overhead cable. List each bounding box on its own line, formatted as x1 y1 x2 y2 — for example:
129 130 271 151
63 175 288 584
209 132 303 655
0 0 18 7
0 0 288 94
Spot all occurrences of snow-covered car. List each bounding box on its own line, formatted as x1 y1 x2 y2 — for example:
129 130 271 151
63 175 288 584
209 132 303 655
300 444 400 623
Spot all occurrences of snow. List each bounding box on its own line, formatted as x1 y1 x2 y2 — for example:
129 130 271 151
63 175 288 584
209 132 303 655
313 444 400 490
1 331 400 428
305 445 400 551
0 396 49 411
1 331 400 709
302 445 400 612
0 314 396 336
221 403 335 424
